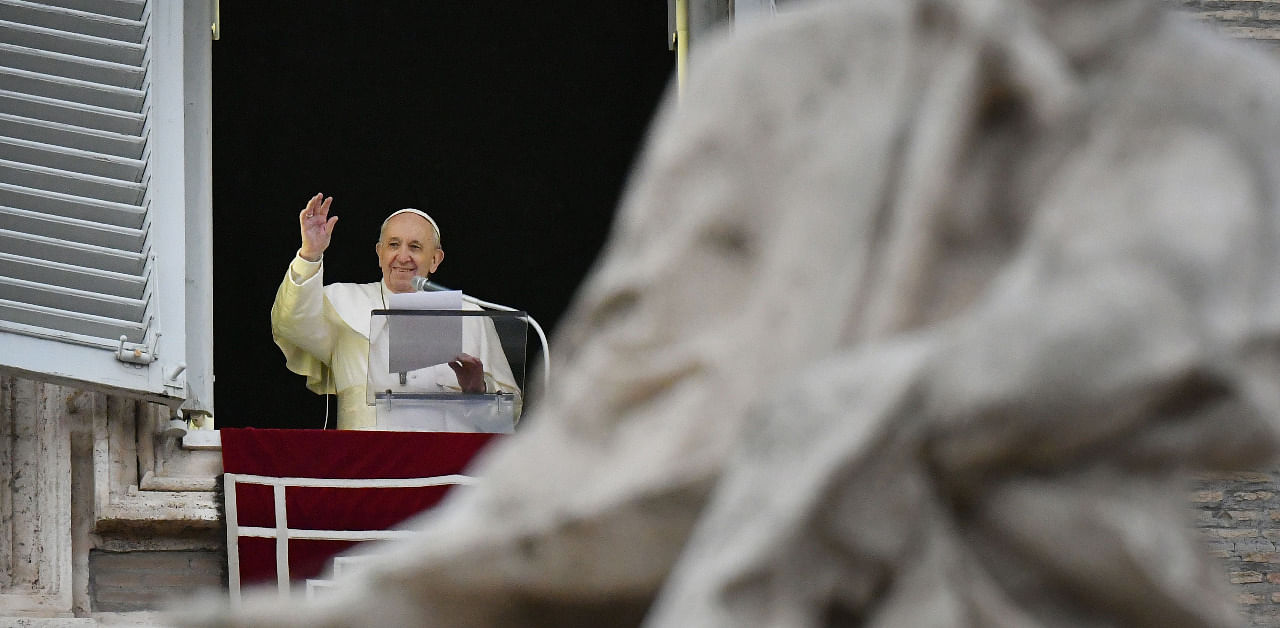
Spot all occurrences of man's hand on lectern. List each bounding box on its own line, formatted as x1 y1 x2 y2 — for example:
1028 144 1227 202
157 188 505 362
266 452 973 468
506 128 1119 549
299 193 338 262
448 353 486 393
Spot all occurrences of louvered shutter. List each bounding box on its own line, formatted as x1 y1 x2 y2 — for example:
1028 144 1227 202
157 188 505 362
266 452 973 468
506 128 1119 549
0 0 213 413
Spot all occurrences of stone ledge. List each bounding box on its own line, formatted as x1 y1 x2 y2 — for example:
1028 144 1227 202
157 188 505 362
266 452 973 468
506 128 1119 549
94 491 221 535
0 620 95 627
180 430 220 451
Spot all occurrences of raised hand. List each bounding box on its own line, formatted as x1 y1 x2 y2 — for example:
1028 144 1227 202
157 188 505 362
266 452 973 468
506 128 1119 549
298 193 338 262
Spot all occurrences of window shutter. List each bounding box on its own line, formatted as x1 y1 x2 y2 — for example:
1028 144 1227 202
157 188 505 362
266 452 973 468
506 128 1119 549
0 0 213 414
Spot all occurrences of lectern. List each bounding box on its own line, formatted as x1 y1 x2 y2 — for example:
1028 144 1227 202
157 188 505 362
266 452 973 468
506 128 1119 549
367 309 527 432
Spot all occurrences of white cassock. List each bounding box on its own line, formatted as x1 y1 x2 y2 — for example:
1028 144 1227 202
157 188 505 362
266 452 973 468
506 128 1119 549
270 253 520 430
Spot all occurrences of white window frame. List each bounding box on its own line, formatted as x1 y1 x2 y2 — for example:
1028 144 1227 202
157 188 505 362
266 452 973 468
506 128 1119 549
0 0 214 416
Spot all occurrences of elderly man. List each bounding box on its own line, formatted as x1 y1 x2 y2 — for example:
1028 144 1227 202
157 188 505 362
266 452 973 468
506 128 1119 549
270 193 519 430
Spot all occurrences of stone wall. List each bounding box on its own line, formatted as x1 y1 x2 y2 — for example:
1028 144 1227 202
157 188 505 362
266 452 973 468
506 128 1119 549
1192 471 1280 626
1174 0 1280 51
88 550 225 613
0 376 222 625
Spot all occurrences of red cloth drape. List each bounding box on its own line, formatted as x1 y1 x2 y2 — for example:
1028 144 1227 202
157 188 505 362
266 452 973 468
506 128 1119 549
220 428 497 585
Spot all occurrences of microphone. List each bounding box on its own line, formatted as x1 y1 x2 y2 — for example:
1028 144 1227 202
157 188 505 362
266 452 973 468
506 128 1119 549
411 276 451 292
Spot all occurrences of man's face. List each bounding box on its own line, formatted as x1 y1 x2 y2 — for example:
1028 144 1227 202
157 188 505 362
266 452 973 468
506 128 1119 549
376 213 444 293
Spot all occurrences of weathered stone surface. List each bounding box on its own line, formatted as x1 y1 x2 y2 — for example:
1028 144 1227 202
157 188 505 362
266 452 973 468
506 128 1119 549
1238 572 1268 585
89 550 225 612
0 378 75 615
1 375 222 625
1 620 94 627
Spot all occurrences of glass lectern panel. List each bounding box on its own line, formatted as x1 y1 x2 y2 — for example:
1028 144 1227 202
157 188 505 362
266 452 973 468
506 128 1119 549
367 309 527 432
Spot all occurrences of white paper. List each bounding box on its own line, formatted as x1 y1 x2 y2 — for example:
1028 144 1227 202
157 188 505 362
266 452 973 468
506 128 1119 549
384 290 463 372
386 290 463 310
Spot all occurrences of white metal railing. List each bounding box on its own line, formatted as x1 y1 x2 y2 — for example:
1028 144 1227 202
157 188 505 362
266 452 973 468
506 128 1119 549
223 472 476 606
